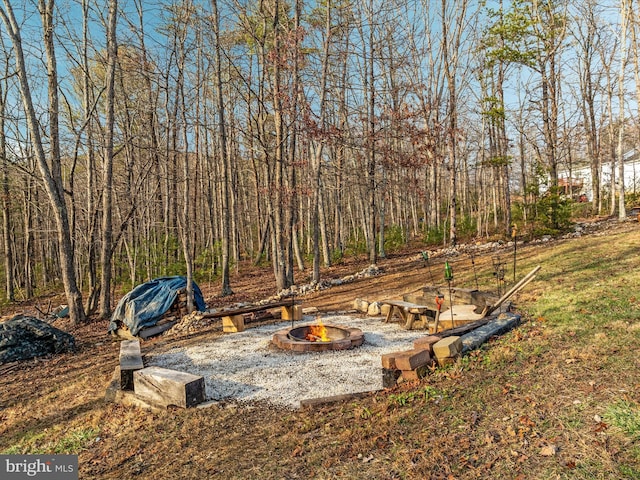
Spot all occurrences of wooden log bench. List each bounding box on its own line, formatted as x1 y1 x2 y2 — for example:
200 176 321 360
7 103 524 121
119 340 144 390
200 299 302 333
134 366 205 408
381 300 436 330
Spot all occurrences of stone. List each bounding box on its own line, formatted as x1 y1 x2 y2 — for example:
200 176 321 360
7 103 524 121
382 368 402 388
394 349 432 371
433 336 462 359
400 365 431 381
381 350 405 370
367 302 382 316
353 298 370 313
413 335 441 352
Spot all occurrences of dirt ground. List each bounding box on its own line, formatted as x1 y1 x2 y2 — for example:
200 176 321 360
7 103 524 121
2 218 639 479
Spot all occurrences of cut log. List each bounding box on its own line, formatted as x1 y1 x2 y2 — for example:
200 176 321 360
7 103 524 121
133 366 205 408
222 314 245 333
460 314 521 353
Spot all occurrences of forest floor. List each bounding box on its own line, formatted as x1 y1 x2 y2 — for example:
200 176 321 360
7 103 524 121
1 217 640 479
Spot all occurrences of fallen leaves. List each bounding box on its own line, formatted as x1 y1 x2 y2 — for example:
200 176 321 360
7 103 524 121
539 444 559 456
592 422 609 433
519 415 536 428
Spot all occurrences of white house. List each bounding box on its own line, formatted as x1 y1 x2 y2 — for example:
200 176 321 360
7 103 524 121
557 148 640 200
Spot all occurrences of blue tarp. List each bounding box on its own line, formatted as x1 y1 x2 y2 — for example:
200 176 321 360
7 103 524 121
108 276 207 336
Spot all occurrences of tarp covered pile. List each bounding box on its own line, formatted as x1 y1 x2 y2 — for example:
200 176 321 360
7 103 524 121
108 276 206 337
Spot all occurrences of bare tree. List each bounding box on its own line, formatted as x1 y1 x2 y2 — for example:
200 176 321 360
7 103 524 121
0 65 13 301
98 0 118 318
211 0 233 296
616 0 630 220
571 0 605 213
440 0 473 245
0 0 85 323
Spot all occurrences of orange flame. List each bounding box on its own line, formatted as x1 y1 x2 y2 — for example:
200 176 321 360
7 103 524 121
306 319 330 342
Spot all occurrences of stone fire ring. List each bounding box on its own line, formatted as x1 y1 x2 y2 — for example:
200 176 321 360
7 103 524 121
272 325 364 352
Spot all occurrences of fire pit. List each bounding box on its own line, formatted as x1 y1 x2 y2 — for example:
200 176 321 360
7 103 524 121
272 321 364 352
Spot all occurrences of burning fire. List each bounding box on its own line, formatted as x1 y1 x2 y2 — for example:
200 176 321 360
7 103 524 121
305 319 330 342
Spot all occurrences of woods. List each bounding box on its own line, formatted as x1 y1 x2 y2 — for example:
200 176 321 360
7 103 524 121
0 0 639 321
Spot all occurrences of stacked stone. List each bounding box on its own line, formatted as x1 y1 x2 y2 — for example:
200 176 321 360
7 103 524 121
381 335 463 388
432 336 463 366
353 298 392 317
381 344 435 387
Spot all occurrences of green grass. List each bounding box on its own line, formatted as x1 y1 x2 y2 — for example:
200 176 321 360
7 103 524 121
605 401 640 441
2 427 99 455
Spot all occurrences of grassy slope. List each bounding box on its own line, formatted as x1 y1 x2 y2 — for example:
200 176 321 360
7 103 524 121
1 223 639 479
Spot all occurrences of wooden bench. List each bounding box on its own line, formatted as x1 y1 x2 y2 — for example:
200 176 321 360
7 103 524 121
119 340 144 390
381 300 436 330
201 299 302 333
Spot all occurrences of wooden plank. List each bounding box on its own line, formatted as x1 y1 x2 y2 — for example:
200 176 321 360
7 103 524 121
432 318 493 338
119 340 144 390
134 366 205 408
485 265 541 315
138 320 178 339
200 299 297 319
438 304 488 323
300 390 381 409
381 300 431 312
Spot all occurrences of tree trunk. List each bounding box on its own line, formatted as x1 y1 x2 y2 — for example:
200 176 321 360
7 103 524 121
617 0 629 220
212 0 233 295
0 81 14 301
99 0 118 318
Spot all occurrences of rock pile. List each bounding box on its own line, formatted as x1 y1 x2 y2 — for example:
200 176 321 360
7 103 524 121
267 264 383 302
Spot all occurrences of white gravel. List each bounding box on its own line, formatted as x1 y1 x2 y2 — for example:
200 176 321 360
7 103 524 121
146 315 426 409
